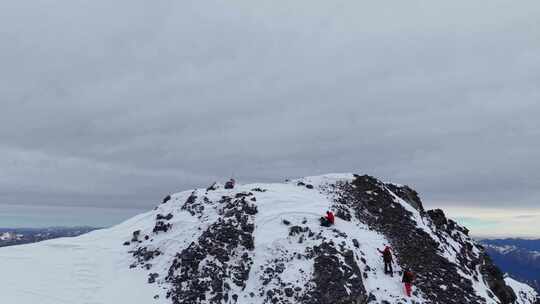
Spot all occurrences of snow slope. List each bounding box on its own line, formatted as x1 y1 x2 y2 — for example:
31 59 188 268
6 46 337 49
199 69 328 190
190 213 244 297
0 173 537 304
0 213 156 303
506 277 538 304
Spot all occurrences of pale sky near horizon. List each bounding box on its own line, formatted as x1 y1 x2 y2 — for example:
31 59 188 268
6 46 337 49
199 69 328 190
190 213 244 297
438 206 540 238
1 0 539 237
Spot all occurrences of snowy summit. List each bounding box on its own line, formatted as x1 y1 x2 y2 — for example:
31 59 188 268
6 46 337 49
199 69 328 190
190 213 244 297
0 173 537 304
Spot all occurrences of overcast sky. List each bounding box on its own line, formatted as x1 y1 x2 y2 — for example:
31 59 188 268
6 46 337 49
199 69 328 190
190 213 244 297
1 0 539 235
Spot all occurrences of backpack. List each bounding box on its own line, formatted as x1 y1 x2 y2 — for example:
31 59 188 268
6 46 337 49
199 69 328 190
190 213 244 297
383 248 392 261
402 271 414 283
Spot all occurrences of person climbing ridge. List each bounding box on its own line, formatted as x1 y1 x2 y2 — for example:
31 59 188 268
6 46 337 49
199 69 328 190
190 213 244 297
377 245 394 276
319 210 335 227
402 268 415 297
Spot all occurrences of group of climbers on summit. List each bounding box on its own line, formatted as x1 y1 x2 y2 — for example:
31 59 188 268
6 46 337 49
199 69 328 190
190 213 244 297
319 210 415 297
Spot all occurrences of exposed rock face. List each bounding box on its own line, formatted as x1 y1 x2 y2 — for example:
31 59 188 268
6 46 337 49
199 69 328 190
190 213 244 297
156 213 173 221
127 173 536 304
307 242 366 304
181 191 202 217
427 209 447 228
333 176 481 303
480 254 518 304
166 194 257 304
333 175 516 304
385 183 425 213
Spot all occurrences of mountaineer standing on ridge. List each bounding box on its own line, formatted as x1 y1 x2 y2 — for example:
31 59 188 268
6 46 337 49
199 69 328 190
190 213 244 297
402 268 415 297
377 245 394 276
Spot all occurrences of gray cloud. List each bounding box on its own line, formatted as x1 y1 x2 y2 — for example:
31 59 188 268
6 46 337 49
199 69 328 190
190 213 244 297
1 0 540 223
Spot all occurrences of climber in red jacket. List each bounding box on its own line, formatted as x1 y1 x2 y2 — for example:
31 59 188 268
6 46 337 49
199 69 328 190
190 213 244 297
326 211 335 224
402 269 415 297
319 211 335 227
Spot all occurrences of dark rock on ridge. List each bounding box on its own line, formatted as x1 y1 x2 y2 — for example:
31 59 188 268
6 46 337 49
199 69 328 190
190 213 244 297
334 175 516 304
165 195 258 304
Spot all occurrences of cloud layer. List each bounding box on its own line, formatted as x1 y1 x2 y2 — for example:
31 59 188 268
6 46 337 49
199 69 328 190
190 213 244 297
1 0 539 230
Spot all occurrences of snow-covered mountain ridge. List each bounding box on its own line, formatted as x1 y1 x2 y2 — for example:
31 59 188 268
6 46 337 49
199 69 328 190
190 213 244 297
0 173 537 304
126 173 537 304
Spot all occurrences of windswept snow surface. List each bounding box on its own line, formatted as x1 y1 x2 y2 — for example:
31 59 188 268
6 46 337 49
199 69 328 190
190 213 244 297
505 277 538 304
0 173 537 304
0 213 158 304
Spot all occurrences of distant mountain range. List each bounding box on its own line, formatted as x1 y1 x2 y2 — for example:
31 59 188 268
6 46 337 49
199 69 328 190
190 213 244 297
481 239 540 293
0 227 98 247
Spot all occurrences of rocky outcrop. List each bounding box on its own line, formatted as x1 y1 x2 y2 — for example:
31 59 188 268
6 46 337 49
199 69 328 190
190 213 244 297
127 173 536 304
306 242 367 304
480 254 517 304
166 194 258 304
385 182 424 213
334 175 514 304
